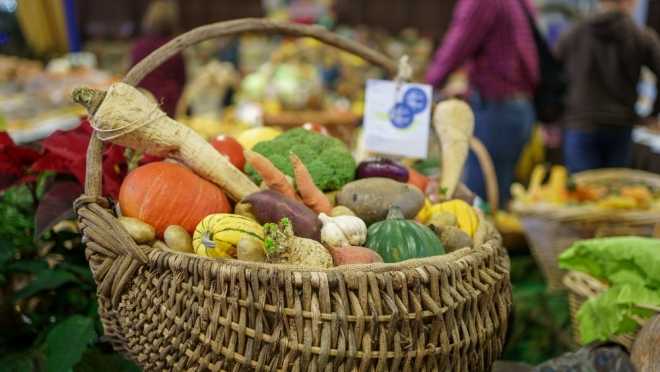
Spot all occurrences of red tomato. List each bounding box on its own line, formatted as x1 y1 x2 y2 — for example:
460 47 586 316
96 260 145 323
407 167 430 192
209 135 246 171
302 122 331 136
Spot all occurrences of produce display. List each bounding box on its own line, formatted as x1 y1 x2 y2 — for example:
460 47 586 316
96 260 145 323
512 164 660 211
71 83 485 269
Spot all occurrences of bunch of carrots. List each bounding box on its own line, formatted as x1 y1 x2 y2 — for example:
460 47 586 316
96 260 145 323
244 150 333 215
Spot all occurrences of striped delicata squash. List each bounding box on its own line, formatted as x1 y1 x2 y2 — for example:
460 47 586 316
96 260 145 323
193 214 265 258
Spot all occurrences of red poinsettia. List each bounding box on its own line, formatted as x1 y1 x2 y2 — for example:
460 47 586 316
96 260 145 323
29 118 160 199
0 132 41 191
2 117 161 238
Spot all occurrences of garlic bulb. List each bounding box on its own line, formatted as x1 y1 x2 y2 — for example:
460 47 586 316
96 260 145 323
318 213 367 247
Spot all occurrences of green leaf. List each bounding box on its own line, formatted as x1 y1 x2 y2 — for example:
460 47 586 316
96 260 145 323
0 238 18 263
72 347 124 372
616 283 660 306
616 311 640 335
558 236 660 287
3 269 77 304
60 263 94 284
46 315 94 372
113 353 141 372
0 342 48 372
577 286 626 344
5 259 48 274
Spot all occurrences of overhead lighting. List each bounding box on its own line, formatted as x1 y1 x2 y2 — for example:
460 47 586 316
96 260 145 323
1 0 17 13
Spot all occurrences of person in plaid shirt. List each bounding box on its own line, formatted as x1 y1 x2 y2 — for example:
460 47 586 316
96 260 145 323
129 0 186 118
425 0 540 207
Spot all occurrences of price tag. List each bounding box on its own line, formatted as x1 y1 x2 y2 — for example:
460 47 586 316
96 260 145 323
363 79 432 159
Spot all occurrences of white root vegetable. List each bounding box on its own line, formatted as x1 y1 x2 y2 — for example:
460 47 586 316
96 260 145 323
432 99 475 200
71 82 259 202
263 218 333 268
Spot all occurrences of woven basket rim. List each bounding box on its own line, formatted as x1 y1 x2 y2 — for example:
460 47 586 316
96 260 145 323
511 168 660 222
151 228 500 274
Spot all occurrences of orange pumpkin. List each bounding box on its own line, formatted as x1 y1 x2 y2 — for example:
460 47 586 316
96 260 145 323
118 162 231 238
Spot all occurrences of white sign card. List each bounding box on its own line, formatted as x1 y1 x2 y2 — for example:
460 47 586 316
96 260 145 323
362 79 432 159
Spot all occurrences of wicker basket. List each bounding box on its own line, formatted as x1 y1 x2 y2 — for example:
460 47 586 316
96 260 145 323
563 270 660 350
75 19 512 371
512 168 660 290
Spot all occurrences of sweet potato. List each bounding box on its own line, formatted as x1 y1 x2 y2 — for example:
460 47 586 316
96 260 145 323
241 189 322 242
323 242 383 266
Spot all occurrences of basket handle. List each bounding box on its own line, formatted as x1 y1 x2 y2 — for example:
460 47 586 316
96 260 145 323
469 137 499 215
123 18 399 87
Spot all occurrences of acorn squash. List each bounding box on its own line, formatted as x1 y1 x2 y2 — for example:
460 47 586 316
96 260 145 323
365 205 445 263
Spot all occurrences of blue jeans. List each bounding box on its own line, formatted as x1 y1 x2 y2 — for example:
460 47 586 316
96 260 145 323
563 128 633 173
465 94 535 207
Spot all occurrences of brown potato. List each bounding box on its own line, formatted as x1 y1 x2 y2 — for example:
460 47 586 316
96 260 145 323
330 205 356 217
234 201 261 223
163 225 194 253
325 190 338 206
118 217 156 244
430 225 473 253
336 177 425 226
237 236 267 262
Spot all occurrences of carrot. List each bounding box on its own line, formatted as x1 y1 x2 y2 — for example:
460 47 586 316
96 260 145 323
289 152 333 215
244 150 302 202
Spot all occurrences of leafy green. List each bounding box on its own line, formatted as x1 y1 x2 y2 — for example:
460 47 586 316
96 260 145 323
0 343 48 372
559 236 660 286
559 236 660 344
0 238 18 263
3 269 78 304
46 315 94 372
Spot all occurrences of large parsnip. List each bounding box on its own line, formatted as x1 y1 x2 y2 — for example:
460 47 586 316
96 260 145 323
71 82 259 202
432 99 475 200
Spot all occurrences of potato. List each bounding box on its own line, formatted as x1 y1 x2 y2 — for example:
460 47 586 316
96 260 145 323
163 225 194 253
330 205 356 217
234 200 261 223
237 236 267 262
425 211 457 227
118 217 156 244
336 177 425 226
325 190 338 206
430 225 473 253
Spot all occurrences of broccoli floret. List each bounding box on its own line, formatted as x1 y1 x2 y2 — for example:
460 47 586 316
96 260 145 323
245 127 356 191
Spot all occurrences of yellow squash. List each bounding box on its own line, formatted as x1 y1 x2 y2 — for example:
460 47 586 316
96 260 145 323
428 199 478 237
416 198 434 223
193 214 265 258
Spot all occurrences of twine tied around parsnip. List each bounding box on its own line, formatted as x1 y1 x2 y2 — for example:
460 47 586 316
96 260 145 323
71 86 166 141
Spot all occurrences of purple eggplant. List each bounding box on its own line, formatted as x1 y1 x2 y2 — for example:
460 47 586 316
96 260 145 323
355 156 409 182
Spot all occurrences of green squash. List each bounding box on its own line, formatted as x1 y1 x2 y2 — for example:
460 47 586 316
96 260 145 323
365 205 445 263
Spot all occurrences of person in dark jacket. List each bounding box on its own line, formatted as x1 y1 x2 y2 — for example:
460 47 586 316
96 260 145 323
553 0 660 172
129 0 186 118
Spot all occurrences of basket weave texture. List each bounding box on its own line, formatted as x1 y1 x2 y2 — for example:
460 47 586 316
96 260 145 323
75 19 512 371
563 271 659 351
512 168 660 290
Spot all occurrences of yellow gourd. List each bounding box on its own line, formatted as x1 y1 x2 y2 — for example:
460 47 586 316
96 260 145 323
416 198 434 223
193 214 265 258
428 199 478 237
